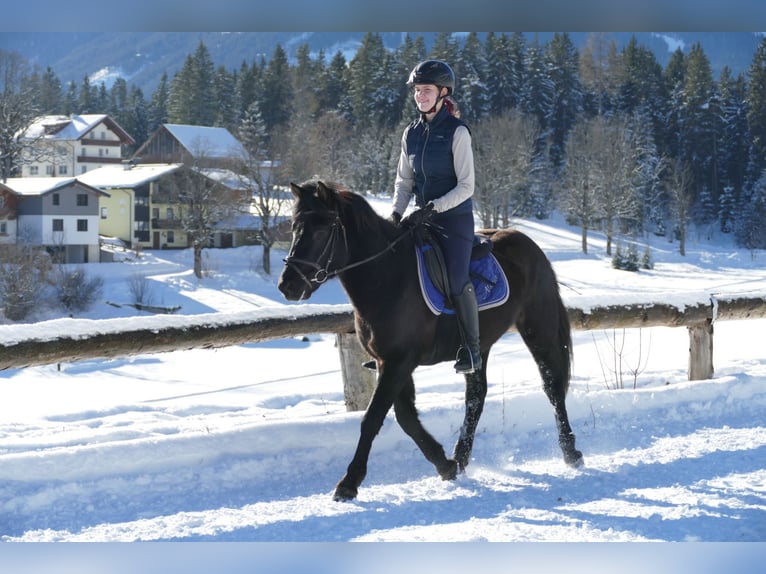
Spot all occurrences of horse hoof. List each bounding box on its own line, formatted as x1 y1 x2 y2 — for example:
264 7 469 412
565 450 584 469
333 484 358 501
439 459 459 481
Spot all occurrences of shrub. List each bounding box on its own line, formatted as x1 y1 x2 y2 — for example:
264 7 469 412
57 268 104 312
611 243 639 272
0 245 50 321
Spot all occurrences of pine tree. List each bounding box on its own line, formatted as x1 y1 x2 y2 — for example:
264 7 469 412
318 50 349 118
717 67 749 232
148 72 169 134
746 36 766 185
735 170 766 249
392 34 427 124
347 33 391 128
520 38 553 158
125 86 148 154
38 66 63 114
484 32 523 114
546 33 583 167
258 44 292 136
429 32 460 66
456 32 488 123
168 41 216 126
214 64 237 129
63 80 77 116
680 43 716 218
235 59 260 122
77 75 97 114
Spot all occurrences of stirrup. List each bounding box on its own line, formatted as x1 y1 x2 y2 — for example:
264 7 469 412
454 346 480 374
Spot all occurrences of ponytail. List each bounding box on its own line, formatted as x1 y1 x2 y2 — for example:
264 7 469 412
444 96 461 118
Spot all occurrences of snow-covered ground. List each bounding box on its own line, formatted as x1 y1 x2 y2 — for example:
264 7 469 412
0 201 765 568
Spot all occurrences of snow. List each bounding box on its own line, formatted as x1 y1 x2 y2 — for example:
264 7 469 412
1 198 765 562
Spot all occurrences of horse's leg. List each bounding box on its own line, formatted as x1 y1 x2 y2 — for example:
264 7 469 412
333 363 409 501
452 352 488 471
520 326 584 468
393 375 458 481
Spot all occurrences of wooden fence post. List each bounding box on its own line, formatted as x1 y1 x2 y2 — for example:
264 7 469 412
688 319 714 380
336 333 377 411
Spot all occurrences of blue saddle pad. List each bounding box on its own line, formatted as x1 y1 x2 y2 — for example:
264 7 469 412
415 244 510 315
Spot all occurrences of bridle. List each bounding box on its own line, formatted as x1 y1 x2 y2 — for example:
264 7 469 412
282 211 411 292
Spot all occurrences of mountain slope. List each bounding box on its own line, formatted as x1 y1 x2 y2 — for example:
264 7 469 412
2 32 761 95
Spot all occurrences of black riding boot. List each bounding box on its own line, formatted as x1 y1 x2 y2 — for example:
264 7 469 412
453 283 482 374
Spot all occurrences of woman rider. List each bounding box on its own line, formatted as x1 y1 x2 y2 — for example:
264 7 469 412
391 60 481 374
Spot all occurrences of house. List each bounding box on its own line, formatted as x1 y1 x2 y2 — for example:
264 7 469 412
1 177 109 263
132 124 247 169
18 114 135 177
80 162 245 251
78 162 185 249
0 183 21 245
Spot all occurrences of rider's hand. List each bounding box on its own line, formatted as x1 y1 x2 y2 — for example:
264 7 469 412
401 202 435 229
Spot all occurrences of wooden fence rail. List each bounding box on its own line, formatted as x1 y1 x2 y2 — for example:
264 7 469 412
1 295 765 410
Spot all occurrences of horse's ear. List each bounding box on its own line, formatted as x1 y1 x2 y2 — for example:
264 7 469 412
289 182 303 199
316 181 335 206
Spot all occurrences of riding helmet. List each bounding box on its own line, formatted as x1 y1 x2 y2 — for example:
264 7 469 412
407 60 456 95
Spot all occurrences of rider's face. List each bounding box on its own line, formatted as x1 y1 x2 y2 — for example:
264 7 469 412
413 84 442 112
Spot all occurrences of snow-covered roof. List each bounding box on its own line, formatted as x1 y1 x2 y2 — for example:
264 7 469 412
198 167 251 190
2 176 106 196
214 213 261 231
21 114 134 143
78 163 184 189
163 124 246 159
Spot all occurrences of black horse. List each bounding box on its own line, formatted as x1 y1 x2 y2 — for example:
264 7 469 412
278 180 583 501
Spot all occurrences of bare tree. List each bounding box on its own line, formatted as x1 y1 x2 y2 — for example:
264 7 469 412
0 50 43 182
473 109 539 227
563 119 601 254
666 159 694 257
164 141 245 279
563 116 641 255
236 104 289 275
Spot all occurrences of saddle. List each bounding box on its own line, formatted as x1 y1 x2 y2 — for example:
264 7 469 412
413 227 510 315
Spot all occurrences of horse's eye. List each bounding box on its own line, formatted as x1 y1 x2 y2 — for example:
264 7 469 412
311 228 327 242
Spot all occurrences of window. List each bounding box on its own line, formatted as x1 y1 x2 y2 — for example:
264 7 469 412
77 219 88 232
52 219 64 232
167 231 175 243
101 207 108 219
52 193 60 206
46 165 54 175
166 207 174 219
0 222 6 234
29 166 39 175
58 165 67 175
76 194 88 206
81 166 87 174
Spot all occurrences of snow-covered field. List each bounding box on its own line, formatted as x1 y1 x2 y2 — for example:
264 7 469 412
0 202 765 569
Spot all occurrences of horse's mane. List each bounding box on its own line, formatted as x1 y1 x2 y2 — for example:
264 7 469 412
302 180 395 237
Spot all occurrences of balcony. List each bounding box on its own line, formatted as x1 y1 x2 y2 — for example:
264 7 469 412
77 155 123 164
151 218 183 230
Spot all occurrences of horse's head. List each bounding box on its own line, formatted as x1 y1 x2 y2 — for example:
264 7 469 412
278 180 348 301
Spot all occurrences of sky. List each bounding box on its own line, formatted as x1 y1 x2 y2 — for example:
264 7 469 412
0 196 764 571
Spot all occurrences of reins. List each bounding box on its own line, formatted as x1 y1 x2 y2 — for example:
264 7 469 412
283 214 412 289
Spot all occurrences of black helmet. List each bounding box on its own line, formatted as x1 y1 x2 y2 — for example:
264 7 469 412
407 60 455 95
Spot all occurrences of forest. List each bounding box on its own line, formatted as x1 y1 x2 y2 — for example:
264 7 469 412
4 31 766 253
